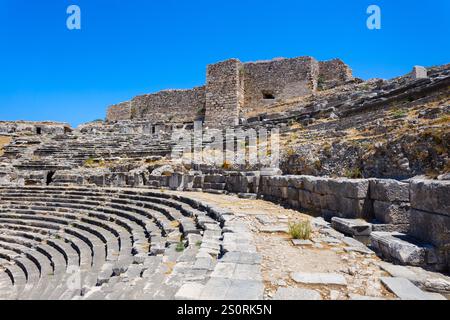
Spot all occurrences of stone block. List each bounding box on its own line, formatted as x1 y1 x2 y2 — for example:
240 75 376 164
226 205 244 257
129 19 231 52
174 283 205 300
292 239 313 246
410 179 450 216
370 231 437 267
302 176 324 192
259 167 282 176
287 176 303 189
373 200 410 225
291 272 347 286
336 197 367 219
298 189 314 209
287 187 299 201
380 277 439 300
332 178 370 199
369 179 410 202
409 209 450 249
410 66 428 80
331 217 372 236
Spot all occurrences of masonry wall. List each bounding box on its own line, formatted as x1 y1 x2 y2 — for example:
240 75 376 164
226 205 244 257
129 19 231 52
242 57 319 115
318 59 353 90
204 59 244 128
0 121 71 135
106 56 354 127
131 86 206 124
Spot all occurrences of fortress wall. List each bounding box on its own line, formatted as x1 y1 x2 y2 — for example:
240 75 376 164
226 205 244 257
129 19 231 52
107 102 132 122
242 57 319 116
318 59 353 90
106 56 355 127
131 86 205 124
204 59 243 128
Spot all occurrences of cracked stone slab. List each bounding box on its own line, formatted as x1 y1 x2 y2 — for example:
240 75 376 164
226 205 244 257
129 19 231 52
380 277 446 300
291 272 347 286
273 287 322 300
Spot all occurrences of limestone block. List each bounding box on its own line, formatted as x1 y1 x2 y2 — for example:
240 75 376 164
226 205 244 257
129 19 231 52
302 176 328 193
331 217 372 236
410 179 450 216
380 277 441 300
298 189 314 210
330 178 370 199
336 197 366 219
410 66 428 80
409 209 450 248
373 200 410 225
287 175 304 189
260 167 282 176
370 231 437 267
291 272 347 286
369 179 410 202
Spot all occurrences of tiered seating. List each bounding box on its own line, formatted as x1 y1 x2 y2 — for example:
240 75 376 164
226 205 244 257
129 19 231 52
33 133 175 166
0 186 223 300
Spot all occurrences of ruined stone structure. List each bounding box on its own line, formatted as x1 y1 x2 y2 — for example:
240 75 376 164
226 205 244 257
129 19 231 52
0 121 72 135
106 56 353 128
0 59 449 300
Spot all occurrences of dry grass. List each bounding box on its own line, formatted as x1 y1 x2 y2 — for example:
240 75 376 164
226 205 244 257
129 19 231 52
0 136 12 157
288 220 312 240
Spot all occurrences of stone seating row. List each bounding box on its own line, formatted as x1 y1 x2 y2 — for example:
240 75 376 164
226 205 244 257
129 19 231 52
0 186 225 300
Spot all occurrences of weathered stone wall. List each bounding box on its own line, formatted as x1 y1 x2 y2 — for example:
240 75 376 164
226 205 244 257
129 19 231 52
131 86 206 124
204 59 243 128
106 102 132 122
106 87 205 123
0 121 72 135
318 59 353 90
47 164 449 270
409 179 450 269
106 56 353 128
242 57 319 115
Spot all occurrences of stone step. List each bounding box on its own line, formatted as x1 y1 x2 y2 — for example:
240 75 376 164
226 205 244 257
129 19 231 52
0 186 225 300
370 231 437 267
331 217 372 236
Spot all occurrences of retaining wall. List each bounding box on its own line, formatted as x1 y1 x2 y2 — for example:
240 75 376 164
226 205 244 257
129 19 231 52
50 169 449 270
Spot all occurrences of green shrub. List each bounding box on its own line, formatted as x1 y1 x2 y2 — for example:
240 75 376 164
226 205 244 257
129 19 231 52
288 221 312 240
176 242 185 252
84 157 95 167
344 167 363 179
392 109 407 118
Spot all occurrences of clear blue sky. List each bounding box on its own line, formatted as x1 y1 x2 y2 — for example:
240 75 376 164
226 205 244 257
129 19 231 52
0 0 449 127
